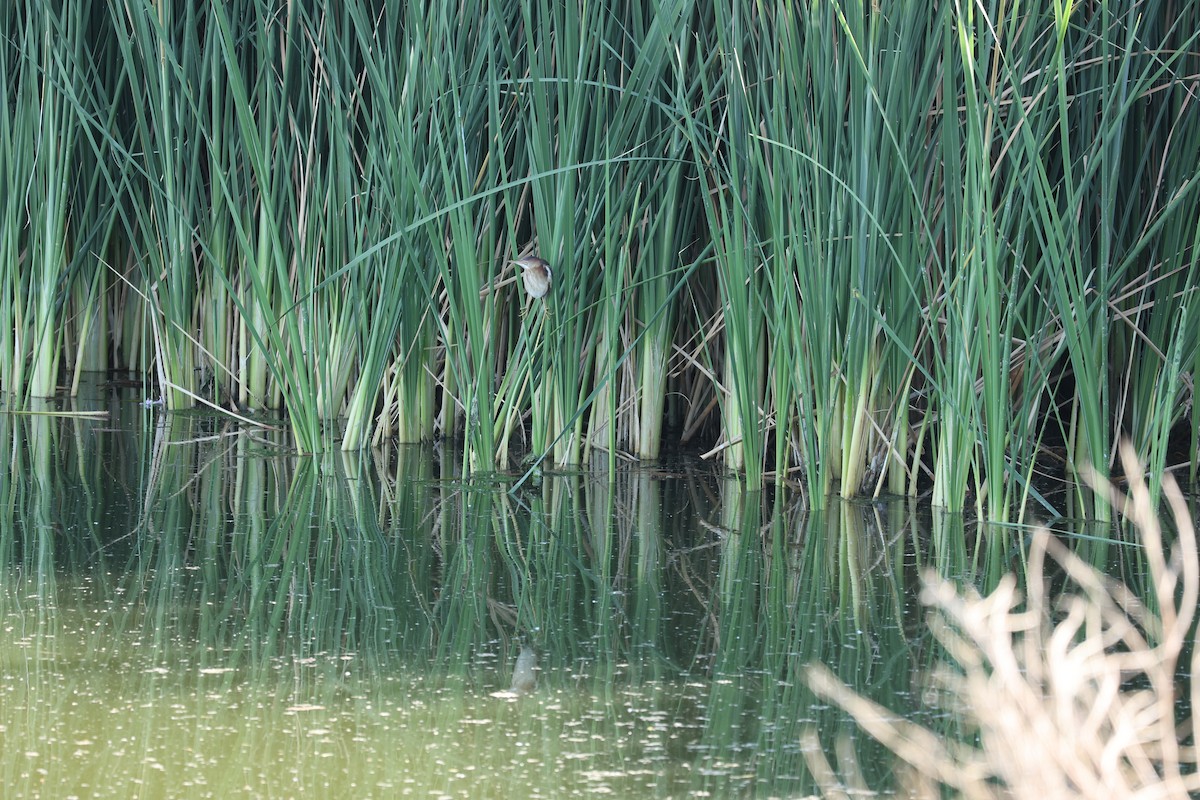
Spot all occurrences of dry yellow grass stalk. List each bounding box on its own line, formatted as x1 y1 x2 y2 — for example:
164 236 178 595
805 443 1199 799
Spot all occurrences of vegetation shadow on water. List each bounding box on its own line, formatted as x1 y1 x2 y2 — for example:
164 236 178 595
0 400 973 798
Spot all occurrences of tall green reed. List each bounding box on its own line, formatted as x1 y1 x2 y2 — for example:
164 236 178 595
2 4 106 401
3 0 1199 522
107 0 212 411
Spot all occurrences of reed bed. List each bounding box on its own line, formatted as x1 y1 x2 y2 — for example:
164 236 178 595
2 1 1198 519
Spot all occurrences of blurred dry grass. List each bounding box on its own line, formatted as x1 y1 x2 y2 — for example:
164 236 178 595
804 444 1199 799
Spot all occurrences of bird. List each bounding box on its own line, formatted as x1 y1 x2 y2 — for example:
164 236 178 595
512 255 552 299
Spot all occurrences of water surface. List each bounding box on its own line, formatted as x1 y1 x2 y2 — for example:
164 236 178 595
0 388 973 798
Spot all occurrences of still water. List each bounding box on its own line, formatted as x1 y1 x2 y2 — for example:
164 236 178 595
0 388 968 798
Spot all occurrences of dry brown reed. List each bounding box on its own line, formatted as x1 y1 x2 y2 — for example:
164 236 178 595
804 443 1199 799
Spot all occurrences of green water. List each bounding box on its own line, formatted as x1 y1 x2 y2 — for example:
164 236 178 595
0 388 947 798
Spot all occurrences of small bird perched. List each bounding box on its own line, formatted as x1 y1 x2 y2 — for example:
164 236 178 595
512 255 552 299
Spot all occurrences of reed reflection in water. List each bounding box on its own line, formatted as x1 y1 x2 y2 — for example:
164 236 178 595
0 401 941 797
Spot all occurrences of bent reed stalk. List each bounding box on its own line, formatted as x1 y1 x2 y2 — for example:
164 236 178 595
1 1 1198 518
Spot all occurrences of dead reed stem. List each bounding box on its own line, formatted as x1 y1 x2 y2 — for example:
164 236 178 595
805 443 1199 799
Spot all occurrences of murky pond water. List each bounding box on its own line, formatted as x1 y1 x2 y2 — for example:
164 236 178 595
0 387 990 798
